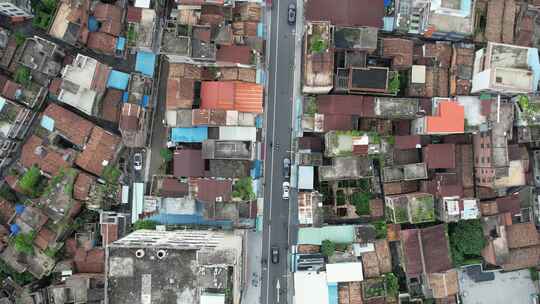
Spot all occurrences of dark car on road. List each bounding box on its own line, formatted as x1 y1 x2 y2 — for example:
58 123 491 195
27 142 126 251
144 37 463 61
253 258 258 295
287 3 296 25
271 246 280 264
283 157 290 178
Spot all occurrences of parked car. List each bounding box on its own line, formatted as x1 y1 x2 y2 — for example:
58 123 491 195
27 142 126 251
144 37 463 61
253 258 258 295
271 246 279 264
287 3 296 25
133 153 143 171
282 181 290 200
283 158 291 178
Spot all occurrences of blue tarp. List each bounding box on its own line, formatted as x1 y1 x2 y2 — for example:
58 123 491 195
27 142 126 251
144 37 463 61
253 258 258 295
10 224 20 235
135 51 156 77
141 95 149 108
328 283 338 304
171 127 208 143
116 37 126 51
255 115 263 128
122 92 129 103
528 48 540 92
107 70 130 90
251 160 262 179
88 16 99 32
15 204 25 214
41 115 55 131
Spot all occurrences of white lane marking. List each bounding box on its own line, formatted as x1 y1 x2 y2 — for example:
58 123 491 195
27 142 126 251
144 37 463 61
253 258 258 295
266 0 282 303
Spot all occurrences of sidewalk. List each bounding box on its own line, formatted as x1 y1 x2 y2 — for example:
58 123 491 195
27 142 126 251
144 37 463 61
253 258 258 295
241 230 263 304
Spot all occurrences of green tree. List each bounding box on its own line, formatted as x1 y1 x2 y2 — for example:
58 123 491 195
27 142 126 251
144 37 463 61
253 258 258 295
384 273 399 297
102 165 121 184
448 220 486 266
160 148 173 162
321 239 335 257
232 177 255 201
13 231 36 255
14 67 31 87
133 220 158 230
373 220 387 239
388 73 400 94
18 166 41 196
14 32 25 47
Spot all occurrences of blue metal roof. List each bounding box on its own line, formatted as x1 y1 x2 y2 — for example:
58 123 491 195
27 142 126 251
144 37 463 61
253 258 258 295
141 95 149 108
41 115 55 131
171 127 208 143
107 70 130 90
88 16 99 32
135 51 156 77
15 204 25 214
328 283 338 304
251 160 262 179
122 91 129 103
116 37 126 51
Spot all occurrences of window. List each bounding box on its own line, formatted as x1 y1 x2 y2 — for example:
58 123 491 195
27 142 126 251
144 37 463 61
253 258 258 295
481 157 485 163
495 76 503 83
481 143 484 148
487 157 490 163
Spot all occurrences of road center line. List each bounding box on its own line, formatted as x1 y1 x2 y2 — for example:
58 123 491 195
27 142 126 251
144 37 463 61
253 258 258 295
266 0 282 303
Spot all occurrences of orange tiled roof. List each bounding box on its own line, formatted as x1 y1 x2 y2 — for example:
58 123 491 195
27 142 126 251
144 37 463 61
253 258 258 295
200 81 263 113
75 127 121 176
200 81 235 110
426 101 464 134
234 81 263 113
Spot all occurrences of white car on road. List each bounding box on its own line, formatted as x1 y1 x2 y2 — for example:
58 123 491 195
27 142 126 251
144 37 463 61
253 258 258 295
282 181 290 200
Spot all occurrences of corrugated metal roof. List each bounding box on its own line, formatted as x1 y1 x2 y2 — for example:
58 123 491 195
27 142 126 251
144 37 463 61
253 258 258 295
171 127 208 143
132 183 145 223
298 225 355 245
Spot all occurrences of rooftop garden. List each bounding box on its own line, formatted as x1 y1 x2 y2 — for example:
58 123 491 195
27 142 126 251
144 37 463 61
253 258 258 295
307 23 329 55
387 202 409 224
363 278 386 299
518 95 540 124
232 177 255 201
134 219 158 230
14 66 31 87
304 96 317 115
410 195 435 223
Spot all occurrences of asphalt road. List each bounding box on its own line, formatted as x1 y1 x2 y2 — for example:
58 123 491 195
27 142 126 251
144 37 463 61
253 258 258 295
261 0 297 303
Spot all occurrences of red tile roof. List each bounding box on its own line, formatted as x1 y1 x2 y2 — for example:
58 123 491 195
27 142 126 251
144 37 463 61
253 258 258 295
173 149 205 177
193 178 232 203
34 227 55 251
323 114 353 131
75 127 121 176
42 103 94 147
1 80 21 101
496 193 521 216
126 6 142 23
101 222 118 245
48 78 62 95
101 89 122 123
395 135 422 150
93 3 123 36
423 144 456 169
119 103 141 131
167 78 195 109
20 135 70 176
74 172 96 201
400 229 423 276
382 38 414 70
426 101 465 134
317 95 375 116
159 178 189 197
0 199 14 224
200 81 263 113
87 32 117 55
421 225 452 273
305 0 384 27
216 45 252 65
74 248 105 273
506 223 540 249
